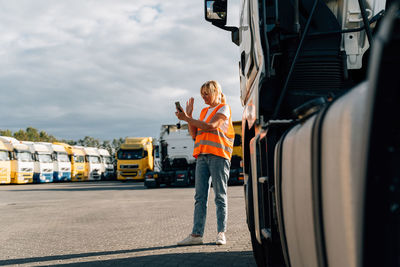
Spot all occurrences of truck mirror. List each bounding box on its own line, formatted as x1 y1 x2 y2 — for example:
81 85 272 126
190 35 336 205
204 0 239 46
205 0 227 26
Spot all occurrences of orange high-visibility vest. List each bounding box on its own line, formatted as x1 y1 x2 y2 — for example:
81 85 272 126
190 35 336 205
193 103 235 160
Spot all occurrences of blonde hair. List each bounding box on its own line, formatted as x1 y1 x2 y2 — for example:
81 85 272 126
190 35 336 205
200 80 226 104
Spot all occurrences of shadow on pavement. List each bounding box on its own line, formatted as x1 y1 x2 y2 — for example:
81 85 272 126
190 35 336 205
3 182 195 192
0 246 255 267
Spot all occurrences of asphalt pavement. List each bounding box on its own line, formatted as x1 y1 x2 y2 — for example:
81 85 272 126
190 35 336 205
0 181 256 267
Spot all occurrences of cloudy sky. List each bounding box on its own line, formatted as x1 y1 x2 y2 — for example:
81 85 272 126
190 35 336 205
0 0 241 141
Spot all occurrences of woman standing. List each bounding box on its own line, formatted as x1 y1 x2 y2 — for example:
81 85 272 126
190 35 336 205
175 80 234 246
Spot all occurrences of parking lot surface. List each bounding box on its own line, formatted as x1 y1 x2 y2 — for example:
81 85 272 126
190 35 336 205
0 182 256 266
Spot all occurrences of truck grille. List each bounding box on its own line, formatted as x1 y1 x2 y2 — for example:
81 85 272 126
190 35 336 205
121 172 137 177
120 164 138 169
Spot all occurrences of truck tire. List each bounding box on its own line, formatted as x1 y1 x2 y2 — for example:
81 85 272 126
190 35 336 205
247 162 286 267
246 168 267 267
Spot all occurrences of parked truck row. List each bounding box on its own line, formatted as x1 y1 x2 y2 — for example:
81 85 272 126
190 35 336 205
1 120 244 187
0 136 114 184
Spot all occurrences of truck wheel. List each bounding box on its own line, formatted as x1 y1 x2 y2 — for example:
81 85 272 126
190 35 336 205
247 160 286 267
156 179 160 188
185 171 192 187
246 169 267 266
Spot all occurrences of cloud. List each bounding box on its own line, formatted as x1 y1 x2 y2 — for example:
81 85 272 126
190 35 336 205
0 0 242 140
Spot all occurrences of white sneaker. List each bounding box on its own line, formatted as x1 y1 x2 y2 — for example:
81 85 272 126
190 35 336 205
216 232 226 245
177 234 203 246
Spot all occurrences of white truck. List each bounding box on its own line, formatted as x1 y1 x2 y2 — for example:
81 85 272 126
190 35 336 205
145 124 196 188
0 136 34 184
83 147 102 181
23 141 54 183
204 0 399 266
98 148 114 180
38 142 72 182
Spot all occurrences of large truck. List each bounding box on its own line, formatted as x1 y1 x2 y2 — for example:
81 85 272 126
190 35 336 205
0 136 34 184
54 143 86 182
98 148 115 180
144 124 196 188
82 147 102 181
0 139 12 184
50 143 71 182
116 137 154 181
204 0 399 266
23 142 54 183
38 142 71 182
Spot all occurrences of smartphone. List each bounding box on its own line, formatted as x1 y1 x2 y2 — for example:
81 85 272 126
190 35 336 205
175 101 183 112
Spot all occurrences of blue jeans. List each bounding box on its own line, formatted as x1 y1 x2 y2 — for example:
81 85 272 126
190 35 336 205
192 154 230 236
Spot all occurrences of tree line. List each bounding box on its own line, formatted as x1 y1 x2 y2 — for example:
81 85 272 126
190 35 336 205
0 127 124 155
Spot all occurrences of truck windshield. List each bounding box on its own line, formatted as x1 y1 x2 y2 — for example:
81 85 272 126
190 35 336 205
104 156 113 164
88 156 101 163
0 151 10 161
74 155 85 163
15 151 33 162
38 154 52 163
117 149 144 160
57 153 70 162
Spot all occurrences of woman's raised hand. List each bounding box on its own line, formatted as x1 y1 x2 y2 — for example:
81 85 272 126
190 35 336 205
186 97 194 118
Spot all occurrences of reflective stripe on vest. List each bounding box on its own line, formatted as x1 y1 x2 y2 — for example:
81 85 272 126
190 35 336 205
197 129 234 144
193 104 235 160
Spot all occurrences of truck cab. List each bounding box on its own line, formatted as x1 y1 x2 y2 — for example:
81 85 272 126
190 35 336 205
51 144 71 182
82 147 102 181
204 0 399 266
98 148 114 180
39 142 71 182
0 136 34 184
55 143 86 182
145 124 195 188
0 139 12 184
117 137 153 181
23 142 54 183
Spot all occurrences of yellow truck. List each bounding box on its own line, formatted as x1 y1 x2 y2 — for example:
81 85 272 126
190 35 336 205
229 121 244 185
0 139 12 184
0 136 34 184
116 137 153 181
54 143 86 182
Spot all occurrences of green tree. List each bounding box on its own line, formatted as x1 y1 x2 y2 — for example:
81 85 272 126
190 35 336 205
26 127 40 141
59 139 77 145
0 129 13 137
101 140 113 155
13 129 28 141
78 136 100 148
112 138 124 153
